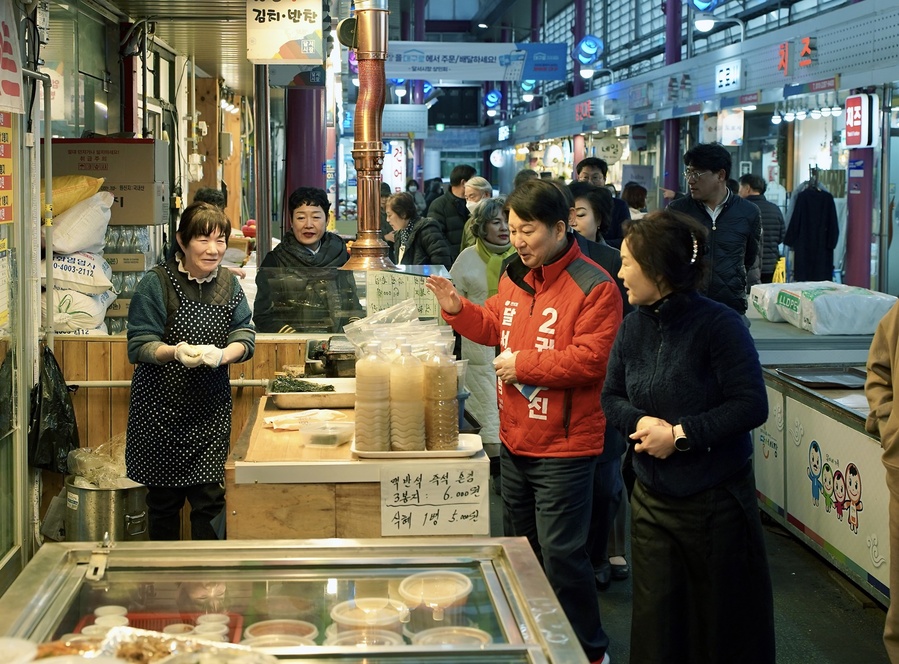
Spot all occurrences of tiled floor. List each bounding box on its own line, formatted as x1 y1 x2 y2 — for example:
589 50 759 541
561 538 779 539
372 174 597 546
488 475 889 663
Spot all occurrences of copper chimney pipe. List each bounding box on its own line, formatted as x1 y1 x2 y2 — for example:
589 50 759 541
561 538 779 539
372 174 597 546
341 0 395 270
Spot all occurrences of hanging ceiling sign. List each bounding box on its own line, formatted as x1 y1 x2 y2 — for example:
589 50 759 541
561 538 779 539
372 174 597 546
385 42 567 81
247 0 324 65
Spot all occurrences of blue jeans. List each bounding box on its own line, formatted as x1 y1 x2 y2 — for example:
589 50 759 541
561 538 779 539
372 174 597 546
500 446 609 661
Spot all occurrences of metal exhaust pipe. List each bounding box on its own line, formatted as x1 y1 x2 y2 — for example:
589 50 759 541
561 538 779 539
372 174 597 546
339 0 395 270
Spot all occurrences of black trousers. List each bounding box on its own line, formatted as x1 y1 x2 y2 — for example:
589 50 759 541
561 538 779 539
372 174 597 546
145 482 225 541
630 465 775 664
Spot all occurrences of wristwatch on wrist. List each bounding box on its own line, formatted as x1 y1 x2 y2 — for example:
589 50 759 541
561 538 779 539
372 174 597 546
673 423 690 452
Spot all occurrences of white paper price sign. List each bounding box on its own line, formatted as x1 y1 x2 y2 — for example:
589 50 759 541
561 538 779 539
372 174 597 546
380 462 490 536
366 270 440 318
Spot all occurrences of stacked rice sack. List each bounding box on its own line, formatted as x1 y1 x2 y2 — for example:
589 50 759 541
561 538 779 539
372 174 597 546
40 175 117 335
749 281 896 334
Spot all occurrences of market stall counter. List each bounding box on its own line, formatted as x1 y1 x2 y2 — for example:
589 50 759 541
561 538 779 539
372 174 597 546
0 537 587 662
753 365 888 605
225 393 489 540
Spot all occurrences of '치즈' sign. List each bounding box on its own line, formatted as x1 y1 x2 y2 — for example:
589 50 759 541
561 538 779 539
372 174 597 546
844 93 879 149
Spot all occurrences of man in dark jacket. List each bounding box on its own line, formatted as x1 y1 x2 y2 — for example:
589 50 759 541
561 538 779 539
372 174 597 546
668 143 761 316
575 157 630 248
739 174 785 283
428 164 475 258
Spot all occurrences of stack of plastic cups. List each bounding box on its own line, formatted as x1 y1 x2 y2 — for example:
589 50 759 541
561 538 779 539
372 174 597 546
424 342 459 450
354 342 391 451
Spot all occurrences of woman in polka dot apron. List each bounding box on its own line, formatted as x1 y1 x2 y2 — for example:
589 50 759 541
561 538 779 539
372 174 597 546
126 202 255 540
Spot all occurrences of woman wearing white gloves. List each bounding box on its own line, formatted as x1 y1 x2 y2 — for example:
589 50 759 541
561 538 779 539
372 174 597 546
126 201 255 540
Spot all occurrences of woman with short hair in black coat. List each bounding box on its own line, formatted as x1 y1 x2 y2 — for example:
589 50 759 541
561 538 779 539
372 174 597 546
386 192 454 270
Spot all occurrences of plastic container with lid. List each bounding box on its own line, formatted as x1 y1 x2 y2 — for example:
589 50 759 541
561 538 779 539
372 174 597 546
398 571 473 633
243 619 319 641
240 634 316 648
411 626 493 646
329 597 410 634
323 629 404 646
298 421 355 447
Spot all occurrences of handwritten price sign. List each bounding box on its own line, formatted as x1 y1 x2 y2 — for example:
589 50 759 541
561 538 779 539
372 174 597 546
366 270 440 318
380 460 489 536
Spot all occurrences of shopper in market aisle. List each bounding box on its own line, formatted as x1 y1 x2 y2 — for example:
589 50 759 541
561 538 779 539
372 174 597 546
667 143 762 320
427 178 623 664
253 186 363 333
448 197 516 471
575 157 630 248
738 173 786 283
864 300 899 663
428 164 475 259
459 176 495 251
601 209 774 664
406 178 427 216
126 201 256 540
385 192 454 270
567 180 633 592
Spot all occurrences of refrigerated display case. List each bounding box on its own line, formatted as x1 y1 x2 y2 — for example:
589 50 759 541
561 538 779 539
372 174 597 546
0 537 588 662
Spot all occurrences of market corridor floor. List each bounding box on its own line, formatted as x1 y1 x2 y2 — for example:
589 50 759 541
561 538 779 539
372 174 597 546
487 476 889 663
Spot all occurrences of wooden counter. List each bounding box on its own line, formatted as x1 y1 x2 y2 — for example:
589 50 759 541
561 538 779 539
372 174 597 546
224 397 489 540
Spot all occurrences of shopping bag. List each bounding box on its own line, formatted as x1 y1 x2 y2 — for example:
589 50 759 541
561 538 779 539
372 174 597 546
28 344 80 473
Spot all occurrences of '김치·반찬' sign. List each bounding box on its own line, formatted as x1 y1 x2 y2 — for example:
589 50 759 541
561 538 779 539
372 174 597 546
247 0 324 65
385 42 567 81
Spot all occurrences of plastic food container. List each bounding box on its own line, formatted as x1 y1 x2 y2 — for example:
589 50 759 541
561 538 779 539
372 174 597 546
161 623 194 635
398 571 473 632
297 421 355 447
329 598 410 634
323 629 404 646
243 619 319 642
93 614 129 628
195 613 231 625
240 635 316 648
411 626 493 646
0 636 38 664
93 605 128 618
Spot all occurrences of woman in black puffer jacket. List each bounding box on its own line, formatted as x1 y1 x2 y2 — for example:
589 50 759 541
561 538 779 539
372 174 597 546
386 192 454 270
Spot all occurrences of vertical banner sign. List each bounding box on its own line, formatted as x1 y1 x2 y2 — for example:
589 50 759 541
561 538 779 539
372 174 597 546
844 94 878 149
247 0 324 65
0 0 23 114
0 112 13 223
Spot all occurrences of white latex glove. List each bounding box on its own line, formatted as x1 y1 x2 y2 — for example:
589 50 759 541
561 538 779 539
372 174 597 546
174 342 204 368
196 344 224 368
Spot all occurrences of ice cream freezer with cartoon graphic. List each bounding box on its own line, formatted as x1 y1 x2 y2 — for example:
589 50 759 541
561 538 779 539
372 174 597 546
756 366 888 606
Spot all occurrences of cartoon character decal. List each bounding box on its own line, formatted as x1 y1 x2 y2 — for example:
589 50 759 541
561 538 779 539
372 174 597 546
821 463 834 512
807 441 822 506
832 470 847 521
845 463 863 534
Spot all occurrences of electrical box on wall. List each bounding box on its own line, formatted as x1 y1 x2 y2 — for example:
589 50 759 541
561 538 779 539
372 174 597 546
219 132 233 161
36 1 51 45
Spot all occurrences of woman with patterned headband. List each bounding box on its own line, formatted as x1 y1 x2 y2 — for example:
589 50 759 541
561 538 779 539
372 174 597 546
601 208 775 663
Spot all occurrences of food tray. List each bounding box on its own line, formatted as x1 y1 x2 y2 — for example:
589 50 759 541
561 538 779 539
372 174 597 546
266 377 356 409
74 612 244 644
775 366 866 389
351 433 483 459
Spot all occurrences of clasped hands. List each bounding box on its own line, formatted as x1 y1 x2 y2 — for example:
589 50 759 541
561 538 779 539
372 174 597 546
631 415 676 459
174 342 224 368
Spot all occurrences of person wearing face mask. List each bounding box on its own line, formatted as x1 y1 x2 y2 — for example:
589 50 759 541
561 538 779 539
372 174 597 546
449 197 516 467
253 186 364 333
429 164 476 259
459 177 494 252
126 202 256 540
406 178 427 216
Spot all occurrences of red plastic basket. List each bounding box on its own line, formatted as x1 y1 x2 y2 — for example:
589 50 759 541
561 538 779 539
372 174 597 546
74 611 244 643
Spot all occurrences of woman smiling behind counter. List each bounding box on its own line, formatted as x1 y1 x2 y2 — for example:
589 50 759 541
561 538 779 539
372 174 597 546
126 201 255 540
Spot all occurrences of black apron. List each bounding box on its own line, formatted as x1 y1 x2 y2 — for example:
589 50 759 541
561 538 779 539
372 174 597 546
126 265 237 487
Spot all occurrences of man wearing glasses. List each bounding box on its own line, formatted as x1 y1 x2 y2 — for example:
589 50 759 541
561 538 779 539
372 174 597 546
576 157 630 248
668 143 762 320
